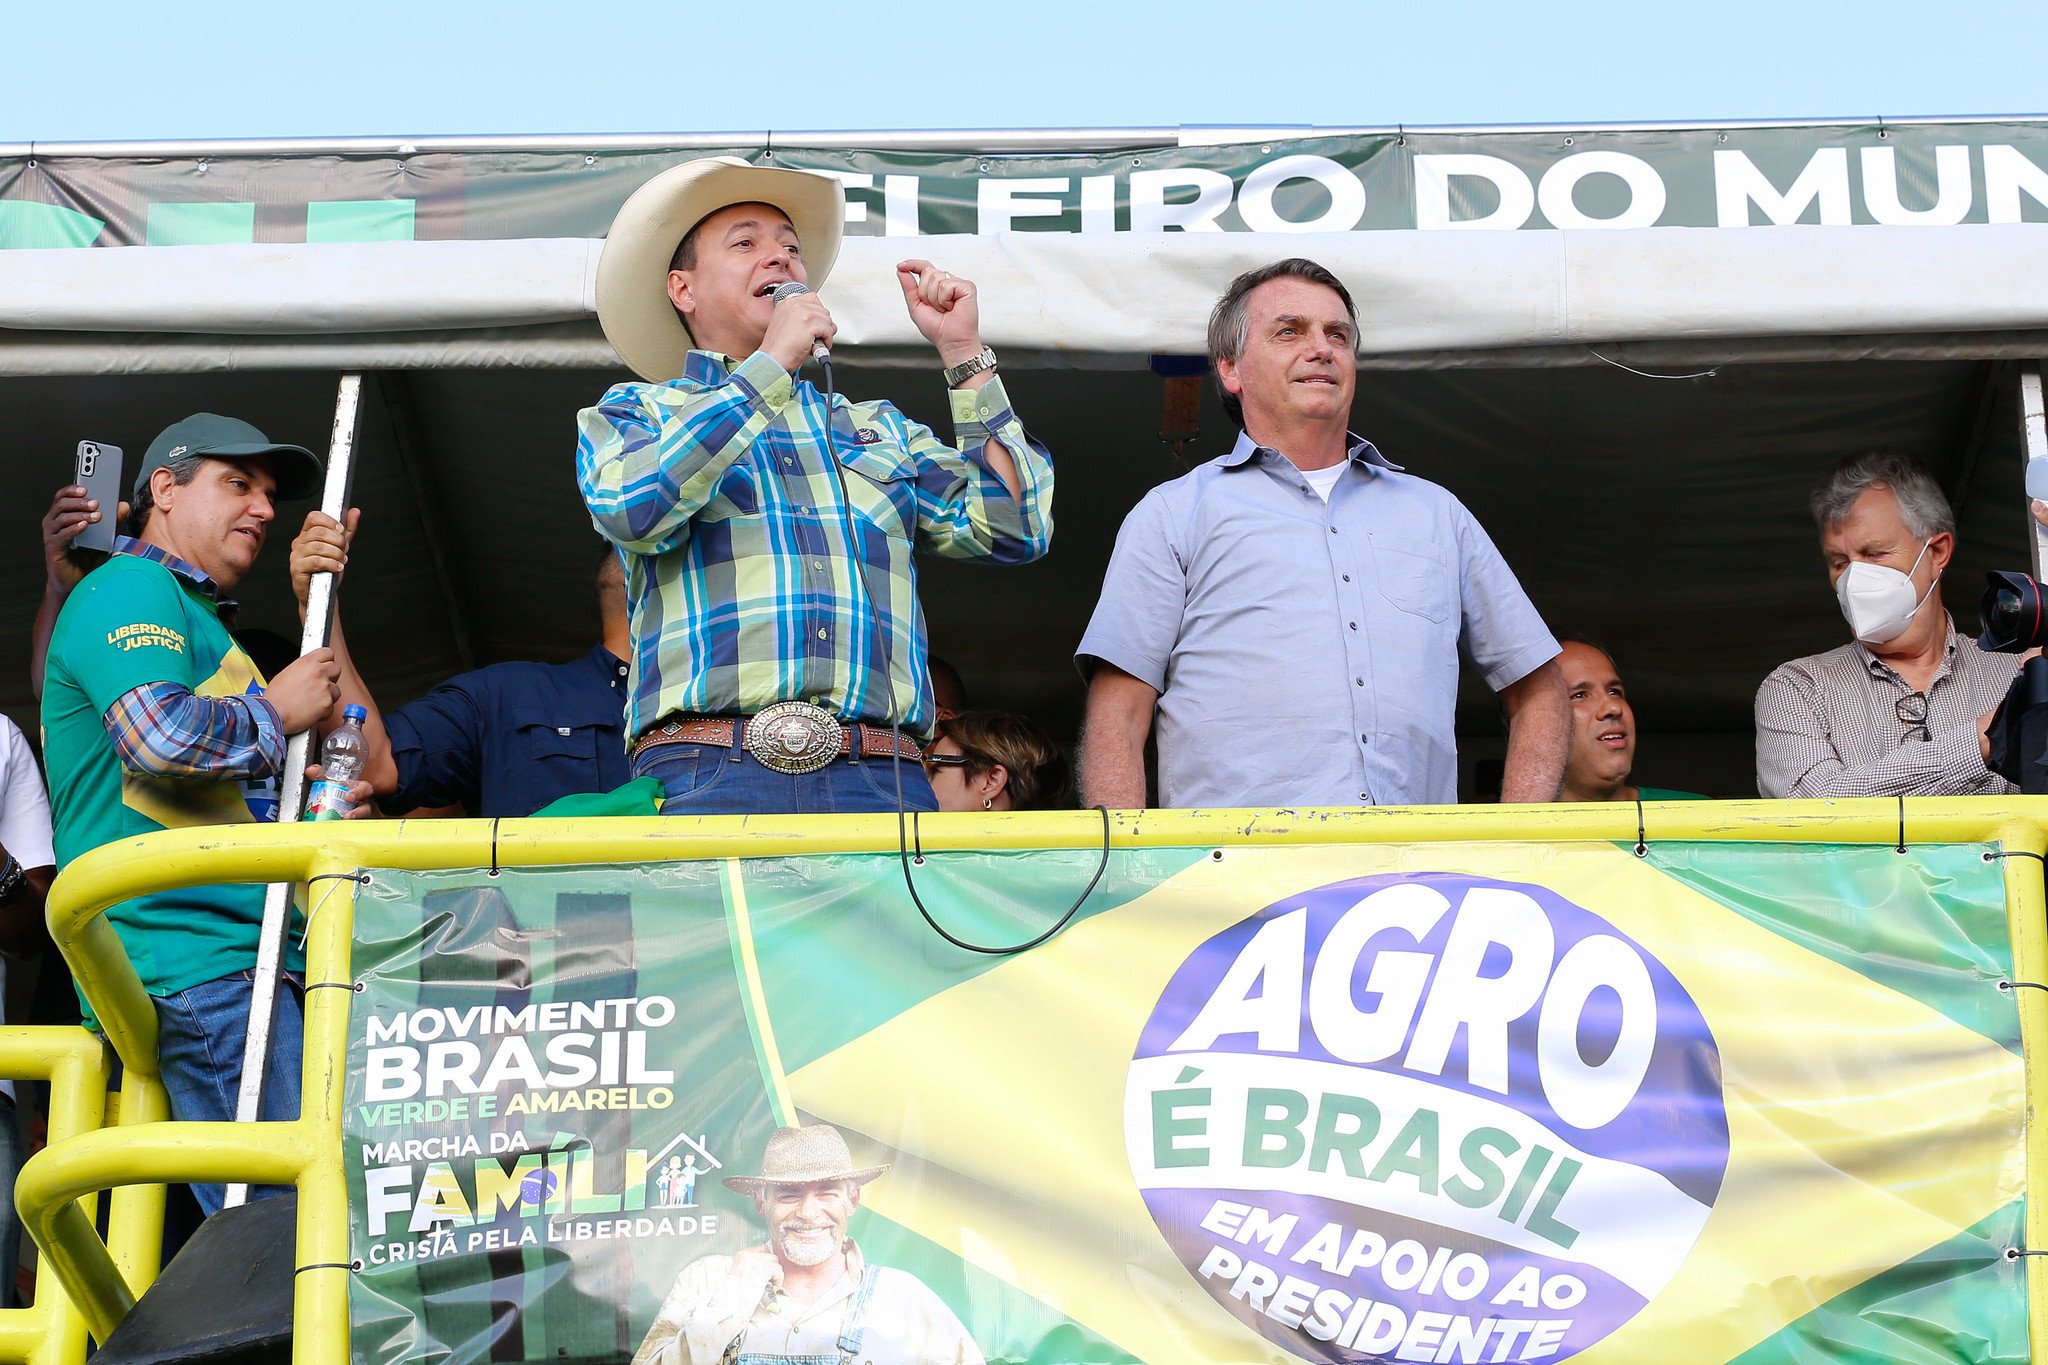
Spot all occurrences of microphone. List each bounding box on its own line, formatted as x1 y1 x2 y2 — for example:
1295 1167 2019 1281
768 280 831 365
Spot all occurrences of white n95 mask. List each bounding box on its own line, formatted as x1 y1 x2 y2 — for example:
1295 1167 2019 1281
1836 539 1936 644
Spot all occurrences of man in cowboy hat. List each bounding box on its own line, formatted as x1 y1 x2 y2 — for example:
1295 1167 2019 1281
578 157 1054 815
632 1124 982 1365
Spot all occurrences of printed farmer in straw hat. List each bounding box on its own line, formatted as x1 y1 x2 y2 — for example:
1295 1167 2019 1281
576 157 1054 816
631 1124 983 1365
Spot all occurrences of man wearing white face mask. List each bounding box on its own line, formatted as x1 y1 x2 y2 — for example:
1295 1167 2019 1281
1756 452 2023 799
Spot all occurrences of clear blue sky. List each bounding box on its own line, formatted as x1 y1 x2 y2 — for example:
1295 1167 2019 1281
4 0 2042 142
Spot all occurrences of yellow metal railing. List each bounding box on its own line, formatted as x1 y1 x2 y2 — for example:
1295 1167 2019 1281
0 1027 109 1365
10 798 2048 1363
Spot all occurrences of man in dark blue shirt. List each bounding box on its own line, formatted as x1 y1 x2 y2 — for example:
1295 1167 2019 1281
379 550 632 818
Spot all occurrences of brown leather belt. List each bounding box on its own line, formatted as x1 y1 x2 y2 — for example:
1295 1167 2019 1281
631 710 923 769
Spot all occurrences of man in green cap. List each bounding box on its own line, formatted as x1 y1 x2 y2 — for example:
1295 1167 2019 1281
40 412 390 1213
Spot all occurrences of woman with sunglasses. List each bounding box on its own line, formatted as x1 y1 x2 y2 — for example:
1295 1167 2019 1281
922 710 1069 812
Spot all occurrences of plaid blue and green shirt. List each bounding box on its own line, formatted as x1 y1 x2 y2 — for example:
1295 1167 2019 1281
99 539 285 782
577 349 1054 739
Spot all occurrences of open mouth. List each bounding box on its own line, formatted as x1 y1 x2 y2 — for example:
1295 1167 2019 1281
1596 730 1628 748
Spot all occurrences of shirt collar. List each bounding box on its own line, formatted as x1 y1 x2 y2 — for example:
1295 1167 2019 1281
1853 613 1963 682
115 534 229 604
588 643 629 683
680 350 738 385
1220 429 1402 472
767 1240 866 1315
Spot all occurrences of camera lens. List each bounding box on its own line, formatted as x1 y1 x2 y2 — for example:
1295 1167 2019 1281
1980 571 2048 653
1988 585 2022 632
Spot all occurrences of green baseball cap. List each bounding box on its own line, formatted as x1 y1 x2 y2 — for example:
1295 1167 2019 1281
132 413 323 503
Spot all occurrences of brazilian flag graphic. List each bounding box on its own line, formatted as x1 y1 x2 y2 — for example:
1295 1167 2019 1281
344 838 2027 1364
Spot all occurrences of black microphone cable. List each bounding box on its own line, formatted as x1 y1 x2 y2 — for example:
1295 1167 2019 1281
801 338 1109 955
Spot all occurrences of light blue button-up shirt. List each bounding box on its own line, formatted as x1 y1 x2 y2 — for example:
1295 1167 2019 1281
1077 431 1557 807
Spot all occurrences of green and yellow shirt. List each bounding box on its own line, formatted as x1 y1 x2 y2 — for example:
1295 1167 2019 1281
42 545 303 1009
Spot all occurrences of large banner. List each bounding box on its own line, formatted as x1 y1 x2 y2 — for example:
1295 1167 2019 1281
344 840 2027 1364
7 122 2048 249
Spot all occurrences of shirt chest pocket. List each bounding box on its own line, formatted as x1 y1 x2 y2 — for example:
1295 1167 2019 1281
1368 534 1456 624
512 711 602 767
834 442 918 540
704 462 761 518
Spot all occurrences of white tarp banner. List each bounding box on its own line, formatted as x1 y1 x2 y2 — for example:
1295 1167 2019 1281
3 225 2046 373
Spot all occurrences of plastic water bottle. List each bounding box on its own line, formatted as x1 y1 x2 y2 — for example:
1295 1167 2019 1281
2027 455 2048 503
305 703 367 822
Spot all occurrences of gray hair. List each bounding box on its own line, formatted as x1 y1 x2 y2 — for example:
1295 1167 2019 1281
123 454 206 538
1206 258 1356 427
1809 452 1955 540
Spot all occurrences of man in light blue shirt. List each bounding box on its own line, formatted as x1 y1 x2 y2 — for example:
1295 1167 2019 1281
1075 258 1566 809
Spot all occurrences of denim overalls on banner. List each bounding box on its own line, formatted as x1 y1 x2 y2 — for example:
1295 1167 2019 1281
727 1265 878 1365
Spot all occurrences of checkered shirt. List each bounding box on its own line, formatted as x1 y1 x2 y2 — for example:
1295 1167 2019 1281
577 350 1053 739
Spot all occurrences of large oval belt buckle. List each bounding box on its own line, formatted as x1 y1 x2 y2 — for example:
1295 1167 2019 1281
743 701 842 775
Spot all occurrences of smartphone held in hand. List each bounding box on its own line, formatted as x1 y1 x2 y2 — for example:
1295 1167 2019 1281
73 440 124 554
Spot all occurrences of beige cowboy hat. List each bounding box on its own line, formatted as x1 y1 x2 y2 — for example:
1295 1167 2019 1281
596 156 845 382
721 1124 888 1197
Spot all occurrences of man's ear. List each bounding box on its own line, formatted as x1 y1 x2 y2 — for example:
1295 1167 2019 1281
667 269 694 318
1215 357 1241 397
1927 530 1957 574
148 465 180 514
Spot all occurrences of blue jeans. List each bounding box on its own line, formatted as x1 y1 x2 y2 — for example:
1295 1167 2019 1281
634 741 937 815
153 969 303 1215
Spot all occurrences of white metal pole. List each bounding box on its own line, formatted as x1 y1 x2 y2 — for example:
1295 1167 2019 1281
224 373 363 1209
2023 364 2048 581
